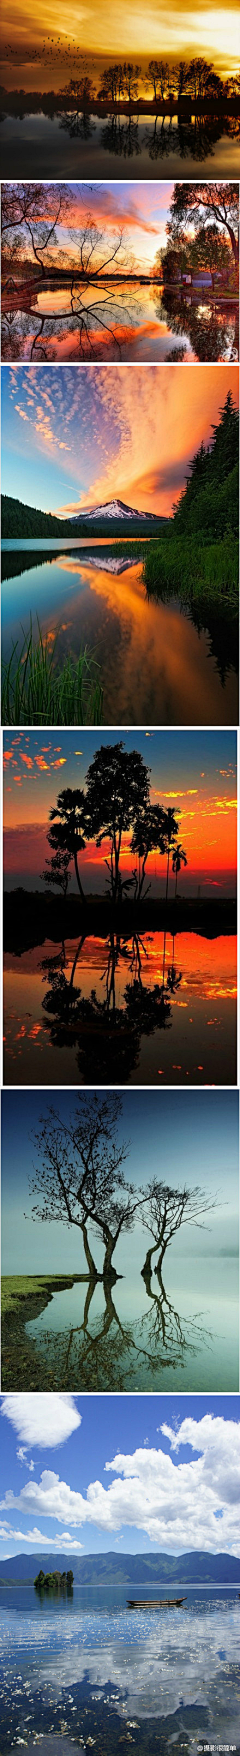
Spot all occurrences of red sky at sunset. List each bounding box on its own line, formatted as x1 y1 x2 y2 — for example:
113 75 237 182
3 731 237 896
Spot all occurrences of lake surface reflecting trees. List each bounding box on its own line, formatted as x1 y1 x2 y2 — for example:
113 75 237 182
1 111 240 178
2 544 238 726
3 929 237 1086
2 283 238 363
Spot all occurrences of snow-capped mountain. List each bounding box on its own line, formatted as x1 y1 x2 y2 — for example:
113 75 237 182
68 497 158 522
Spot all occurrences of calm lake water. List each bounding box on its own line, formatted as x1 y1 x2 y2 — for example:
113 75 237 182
0 1584 239 1753
23 1251 239 1391
2 282 238 363
2 544 238 727
1 112 239 177
3 930 237 1087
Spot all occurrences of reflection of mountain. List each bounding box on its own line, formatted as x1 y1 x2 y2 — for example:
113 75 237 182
82 553 136 574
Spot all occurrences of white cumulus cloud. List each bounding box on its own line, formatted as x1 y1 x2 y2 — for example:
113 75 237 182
1 1395 81 1450
0 1417 239 1555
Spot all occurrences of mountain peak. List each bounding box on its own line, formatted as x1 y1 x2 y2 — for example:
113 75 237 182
68 497 158 522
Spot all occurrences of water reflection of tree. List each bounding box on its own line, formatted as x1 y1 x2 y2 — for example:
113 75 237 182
40 929 179 1084
36 1261 213 1392
101 115 141 158
100 113 224 164
158 288 239 363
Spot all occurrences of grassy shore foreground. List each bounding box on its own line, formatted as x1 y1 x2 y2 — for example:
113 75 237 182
1 1274 86 1390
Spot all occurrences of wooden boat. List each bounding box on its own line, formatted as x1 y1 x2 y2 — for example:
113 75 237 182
127 1596 187 1609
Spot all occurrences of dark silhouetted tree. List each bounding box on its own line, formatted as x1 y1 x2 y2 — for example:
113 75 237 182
168 181 239 268
141 1179 218 1290
29 1092 135 1282
41 849 72 898
85 741 150 904
172 842 187 897
47 788 88 899
131 804 167 900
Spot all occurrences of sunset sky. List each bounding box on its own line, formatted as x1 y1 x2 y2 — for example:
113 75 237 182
2 364 238 517
2 181 176 278
3 729 237 895
1 1 239 90
3 180 235 279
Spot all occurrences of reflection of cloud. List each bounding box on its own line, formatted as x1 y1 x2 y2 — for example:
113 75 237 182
37 1607 240 1735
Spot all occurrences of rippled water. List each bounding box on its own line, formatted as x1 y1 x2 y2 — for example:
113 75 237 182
3 930 237 1087
0 1586 239 1752
1 546 238 726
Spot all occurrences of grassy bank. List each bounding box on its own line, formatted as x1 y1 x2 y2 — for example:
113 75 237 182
143 533 238 612
1 621 103 725
1 1274 87 1390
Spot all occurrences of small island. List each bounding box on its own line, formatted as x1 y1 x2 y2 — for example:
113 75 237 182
34 1568 74 1592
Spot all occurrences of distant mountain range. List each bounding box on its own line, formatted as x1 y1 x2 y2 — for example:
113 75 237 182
69 498 159 524
0 1551 239 1585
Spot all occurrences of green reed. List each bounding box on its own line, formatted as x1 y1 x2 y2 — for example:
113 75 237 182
2 619 103 726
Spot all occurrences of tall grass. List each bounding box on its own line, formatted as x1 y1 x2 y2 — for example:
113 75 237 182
2 619 103 726
143 533 238 610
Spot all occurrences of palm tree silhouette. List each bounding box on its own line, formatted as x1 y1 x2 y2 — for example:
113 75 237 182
163 808 178 905
172 842 187 898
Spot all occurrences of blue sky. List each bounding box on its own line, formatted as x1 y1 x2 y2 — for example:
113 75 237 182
2 1090 239 1275
0 1394 239 1561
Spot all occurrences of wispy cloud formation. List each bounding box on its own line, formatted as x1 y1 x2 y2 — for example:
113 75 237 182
3 365 238 517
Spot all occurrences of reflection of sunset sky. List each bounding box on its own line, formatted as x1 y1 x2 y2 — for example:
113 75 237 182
1 2 239 90
3 729 237 894
2 364 238 517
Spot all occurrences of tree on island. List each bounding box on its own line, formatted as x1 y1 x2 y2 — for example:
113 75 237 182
29 1091 138 1284
34 1568 74 1590
47 788 88 900
168 182 239 270
85 741 150 905
141 1180 218 1292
